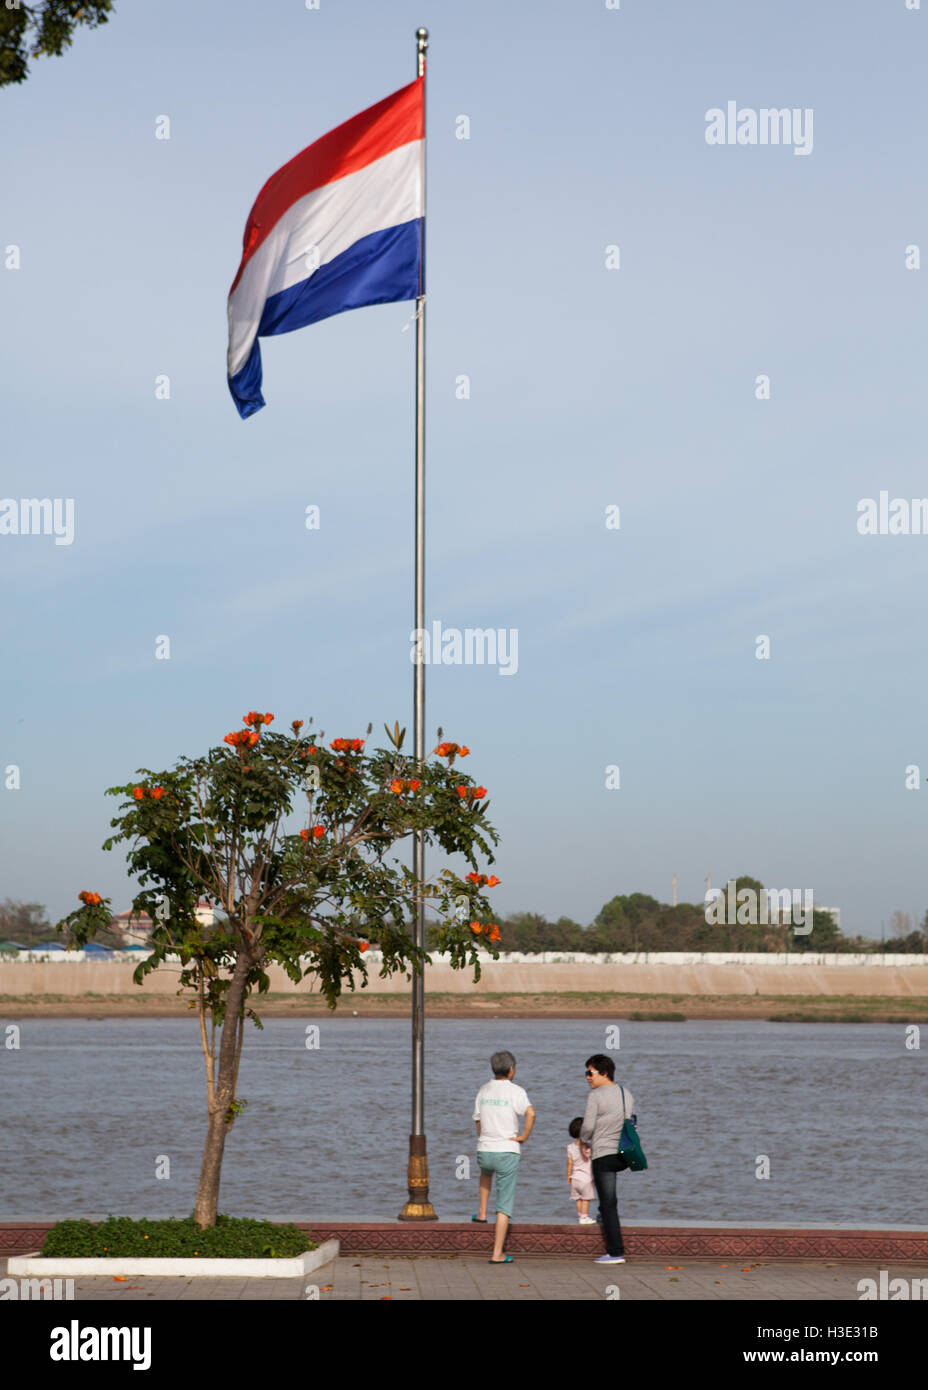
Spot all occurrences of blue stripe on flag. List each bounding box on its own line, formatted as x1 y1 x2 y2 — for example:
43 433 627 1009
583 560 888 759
228 218 422 419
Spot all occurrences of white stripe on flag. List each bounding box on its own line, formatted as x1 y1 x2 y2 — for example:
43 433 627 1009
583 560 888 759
228 139 423 377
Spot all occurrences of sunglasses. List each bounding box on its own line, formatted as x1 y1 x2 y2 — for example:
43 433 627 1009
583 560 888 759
585 1070 596 1077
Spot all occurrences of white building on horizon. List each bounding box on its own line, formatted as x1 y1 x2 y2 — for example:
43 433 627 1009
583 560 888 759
110 899 215 944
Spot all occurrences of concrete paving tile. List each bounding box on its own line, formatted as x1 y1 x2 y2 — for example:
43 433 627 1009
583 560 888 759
9 1254 923 1301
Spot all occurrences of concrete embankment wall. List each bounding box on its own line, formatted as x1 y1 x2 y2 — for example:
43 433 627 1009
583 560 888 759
3 956 928 997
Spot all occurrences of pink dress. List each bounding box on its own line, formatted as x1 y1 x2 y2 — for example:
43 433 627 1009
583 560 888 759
567 1140 595 1200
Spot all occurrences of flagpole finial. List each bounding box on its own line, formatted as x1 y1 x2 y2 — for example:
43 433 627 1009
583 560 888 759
416 25 428 77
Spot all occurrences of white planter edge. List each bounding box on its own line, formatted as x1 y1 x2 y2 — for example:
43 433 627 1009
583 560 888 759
6 1237 340 1279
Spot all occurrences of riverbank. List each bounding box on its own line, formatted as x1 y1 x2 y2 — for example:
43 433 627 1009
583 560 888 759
3 991 926 1021
4 957 927 1003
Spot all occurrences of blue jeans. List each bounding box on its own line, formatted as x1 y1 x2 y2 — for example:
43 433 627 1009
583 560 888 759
592 1155 625 1256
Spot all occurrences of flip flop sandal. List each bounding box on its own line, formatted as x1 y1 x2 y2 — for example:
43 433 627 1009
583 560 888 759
488 1256 514 1264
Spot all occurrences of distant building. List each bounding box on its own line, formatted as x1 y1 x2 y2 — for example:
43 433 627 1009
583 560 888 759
764 899 840 929
109 909 154 944
110 899 215 945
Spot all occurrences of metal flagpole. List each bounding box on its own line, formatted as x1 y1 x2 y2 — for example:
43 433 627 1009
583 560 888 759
399 24 436 1222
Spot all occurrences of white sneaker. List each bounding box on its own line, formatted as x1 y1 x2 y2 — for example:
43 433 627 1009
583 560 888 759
594 1254 626 1263
578 1216 596 1225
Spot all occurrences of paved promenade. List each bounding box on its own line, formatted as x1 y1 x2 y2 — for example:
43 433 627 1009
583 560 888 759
4 1254 924 1301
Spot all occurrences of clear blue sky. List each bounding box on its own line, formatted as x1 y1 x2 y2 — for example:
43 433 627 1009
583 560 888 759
1 0 926 937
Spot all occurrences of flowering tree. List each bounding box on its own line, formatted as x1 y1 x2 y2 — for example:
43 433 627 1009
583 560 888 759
58 713 501 1228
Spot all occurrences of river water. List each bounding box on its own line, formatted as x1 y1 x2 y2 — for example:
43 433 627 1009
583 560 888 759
2 1018 925 1226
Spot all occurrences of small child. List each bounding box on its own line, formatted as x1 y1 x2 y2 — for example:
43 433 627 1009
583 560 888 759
566 1117 596 1223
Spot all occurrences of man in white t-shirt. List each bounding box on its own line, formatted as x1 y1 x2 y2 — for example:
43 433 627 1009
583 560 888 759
472 1050 536 1264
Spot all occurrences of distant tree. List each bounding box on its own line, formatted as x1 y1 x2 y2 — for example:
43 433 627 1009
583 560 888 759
731 875 766 900
0 897 126 949
883 908 928 953
0 2 114 88
496 912 586 953
882 930 928 953
789 908 845 952
0 898 53 946
473 883 863 955
889 910 913 939
592 894 662 951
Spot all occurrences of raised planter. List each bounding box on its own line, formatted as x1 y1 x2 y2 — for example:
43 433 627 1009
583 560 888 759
4 1222 927 1262
289 1223 928 1262
6 1238 339 1279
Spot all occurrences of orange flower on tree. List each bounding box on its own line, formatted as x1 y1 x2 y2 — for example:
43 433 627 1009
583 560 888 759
456 785 488 803
151 787 164 800
225 729 260 750
243 711 274 729
331 737 364 753
434 741 469 760
312 825 325 839
486 875 500 887
469 923 482 935
358 941 370 953
299 829 310 841
391 778 422 795
292 720 304 733
487 925 501 943
133 787 144 800
78 891 102 906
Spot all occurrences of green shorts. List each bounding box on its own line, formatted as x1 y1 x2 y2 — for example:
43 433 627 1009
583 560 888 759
477 1151 521 1216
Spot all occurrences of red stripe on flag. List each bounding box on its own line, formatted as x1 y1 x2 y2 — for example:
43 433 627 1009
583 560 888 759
230 77 423 294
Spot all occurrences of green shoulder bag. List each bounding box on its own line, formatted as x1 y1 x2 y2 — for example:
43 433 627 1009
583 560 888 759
616 1083 647 1171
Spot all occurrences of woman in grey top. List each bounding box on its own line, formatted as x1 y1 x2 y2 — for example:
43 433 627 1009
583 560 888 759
580 1053 634 1263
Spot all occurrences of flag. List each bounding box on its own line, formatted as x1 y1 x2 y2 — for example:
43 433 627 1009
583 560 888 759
227 78 424 419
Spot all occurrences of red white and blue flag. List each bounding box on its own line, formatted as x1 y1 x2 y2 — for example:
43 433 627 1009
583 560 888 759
227 78 424 418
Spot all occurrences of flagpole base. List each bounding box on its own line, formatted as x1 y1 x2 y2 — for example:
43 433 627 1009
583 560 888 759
398 1133 438 1221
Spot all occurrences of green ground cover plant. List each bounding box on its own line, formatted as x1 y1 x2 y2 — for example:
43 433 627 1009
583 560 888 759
40 1214 312 1259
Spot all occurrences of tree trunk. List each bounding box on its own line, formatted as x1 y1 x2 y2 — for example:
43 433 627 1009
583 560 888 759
193 944 253 1229
193 1109 229 1230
